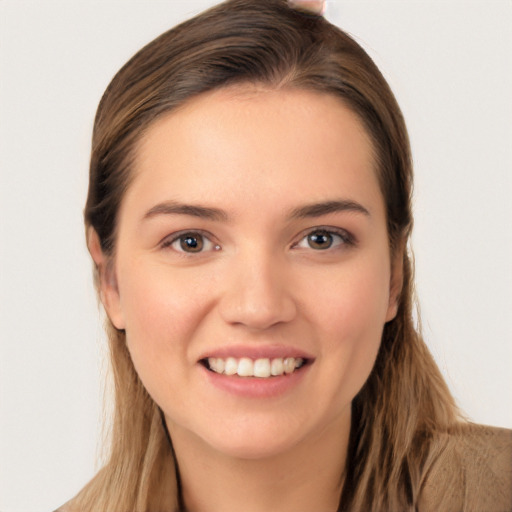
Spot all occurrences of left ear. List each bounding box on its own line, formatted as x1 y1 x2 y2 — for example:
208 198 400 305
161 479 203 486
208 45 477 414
385 244 405 322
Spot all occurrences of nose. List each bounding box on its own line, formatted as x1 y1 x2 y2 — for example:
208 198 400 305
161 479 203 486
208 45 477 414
218 249 297 330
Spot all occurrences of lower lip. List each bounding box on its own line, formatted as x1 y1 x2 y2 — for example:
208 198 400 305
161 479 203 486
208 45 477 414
200 364 310 398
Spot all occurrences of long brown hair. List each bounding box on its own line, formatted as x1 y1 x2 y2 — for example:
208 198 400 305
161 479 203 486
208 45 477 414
74 1 460 510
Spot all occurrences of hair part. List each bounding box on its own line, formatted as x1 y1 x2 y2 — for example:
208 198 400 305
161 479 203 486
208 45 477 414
75 1 460 510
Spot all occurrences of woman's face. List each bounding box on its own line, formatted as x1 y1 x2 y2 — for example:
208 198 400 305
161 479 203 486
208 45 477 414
100 86 400 459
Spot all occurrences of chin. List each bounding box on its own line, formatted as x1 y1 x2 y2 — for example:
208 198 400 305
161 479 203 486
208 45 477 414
205 430 302 460
176 413 310 461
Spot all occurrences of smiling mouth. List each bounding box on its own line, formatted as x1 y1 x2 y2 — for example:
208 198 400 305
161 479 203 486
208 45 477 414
201 357 307 378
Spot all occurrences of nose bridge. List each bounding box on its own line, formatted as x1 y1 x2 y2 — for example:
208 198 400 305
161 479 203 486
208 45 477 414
219 242 297 329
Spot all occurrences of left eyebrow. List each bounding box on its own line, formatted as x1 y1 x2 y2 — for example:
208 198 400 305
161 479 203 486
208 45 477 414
288 199 370 219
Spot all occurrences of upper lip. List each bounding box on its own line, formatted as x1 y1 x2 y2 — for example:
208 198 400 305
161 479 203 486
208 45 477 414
197 344 315 362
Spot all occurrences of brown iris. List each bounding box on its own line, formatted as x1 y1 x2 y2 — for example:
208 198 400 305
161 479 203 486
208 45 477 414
179 233 204 253
307 230 333 250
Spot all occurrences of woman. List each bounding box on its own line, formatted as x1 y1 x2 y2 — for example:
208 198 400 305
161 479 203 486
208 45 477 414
60 0 511 510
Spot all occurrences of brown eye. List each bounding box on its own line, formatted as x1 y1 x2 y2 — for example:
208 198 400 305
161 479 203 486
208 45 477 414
294 228 352 252
307 230 333 250
163 231 219 254
179 233 204 252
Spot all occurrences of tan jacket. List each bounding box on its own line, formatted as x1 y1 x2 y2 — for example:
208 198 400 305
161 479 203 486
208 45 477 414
418 424 512 512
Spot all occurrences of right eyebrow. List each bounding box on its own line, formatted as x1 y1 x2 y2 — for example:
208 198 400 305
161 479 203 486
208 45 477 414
142 201 229 222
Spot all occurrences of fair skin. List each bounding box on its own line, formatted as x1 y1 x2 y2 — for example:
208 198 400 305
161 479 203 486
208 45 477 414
90 86 401 512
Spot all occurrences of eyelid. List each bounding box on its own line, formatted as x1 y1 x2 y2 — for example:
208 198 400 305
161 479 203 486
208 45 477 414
159 229 220 253
292 225 355 249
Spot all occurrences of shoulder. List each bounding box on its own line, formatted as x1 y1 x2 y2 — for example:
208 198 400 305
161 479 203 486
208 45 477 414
418 423 512 512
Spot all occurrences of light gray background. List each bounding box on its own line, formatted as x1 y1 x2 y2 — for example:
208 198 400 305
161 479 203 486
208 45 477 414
1 1 511 510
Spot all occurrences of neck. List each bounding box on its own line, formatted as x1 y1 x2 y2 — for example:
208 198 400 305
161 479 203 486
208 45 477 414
168 412 350 512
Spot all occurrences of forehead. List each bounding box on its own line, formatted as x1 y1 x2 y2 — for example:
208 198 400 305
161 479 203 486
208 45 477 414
127 86 383 219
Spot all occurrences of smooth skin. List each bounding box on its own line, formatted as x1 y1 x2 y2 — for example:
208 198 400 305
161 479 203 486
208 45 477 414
90 86 402 512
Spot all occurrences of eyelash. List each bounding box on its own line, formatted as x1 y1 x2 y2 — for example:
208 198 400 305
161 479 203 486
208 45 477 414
159 227 355 255
292 227 355 251
160 230 220 255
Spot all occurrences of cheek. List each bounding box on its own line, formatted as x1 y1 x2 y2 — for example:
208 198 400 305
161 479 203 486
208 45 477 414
116 262 217 380
315 256 391 341
306 255 391 402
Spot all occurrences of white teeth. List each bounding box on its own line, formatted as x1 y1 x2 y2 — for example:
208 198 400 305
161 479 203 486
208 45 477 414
208 358 225 374
254 358 271 378
216 358 225 373
270 358 284 376
283 357 296 374
206 356 305 378
237 357 253 377
224 357 238 376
